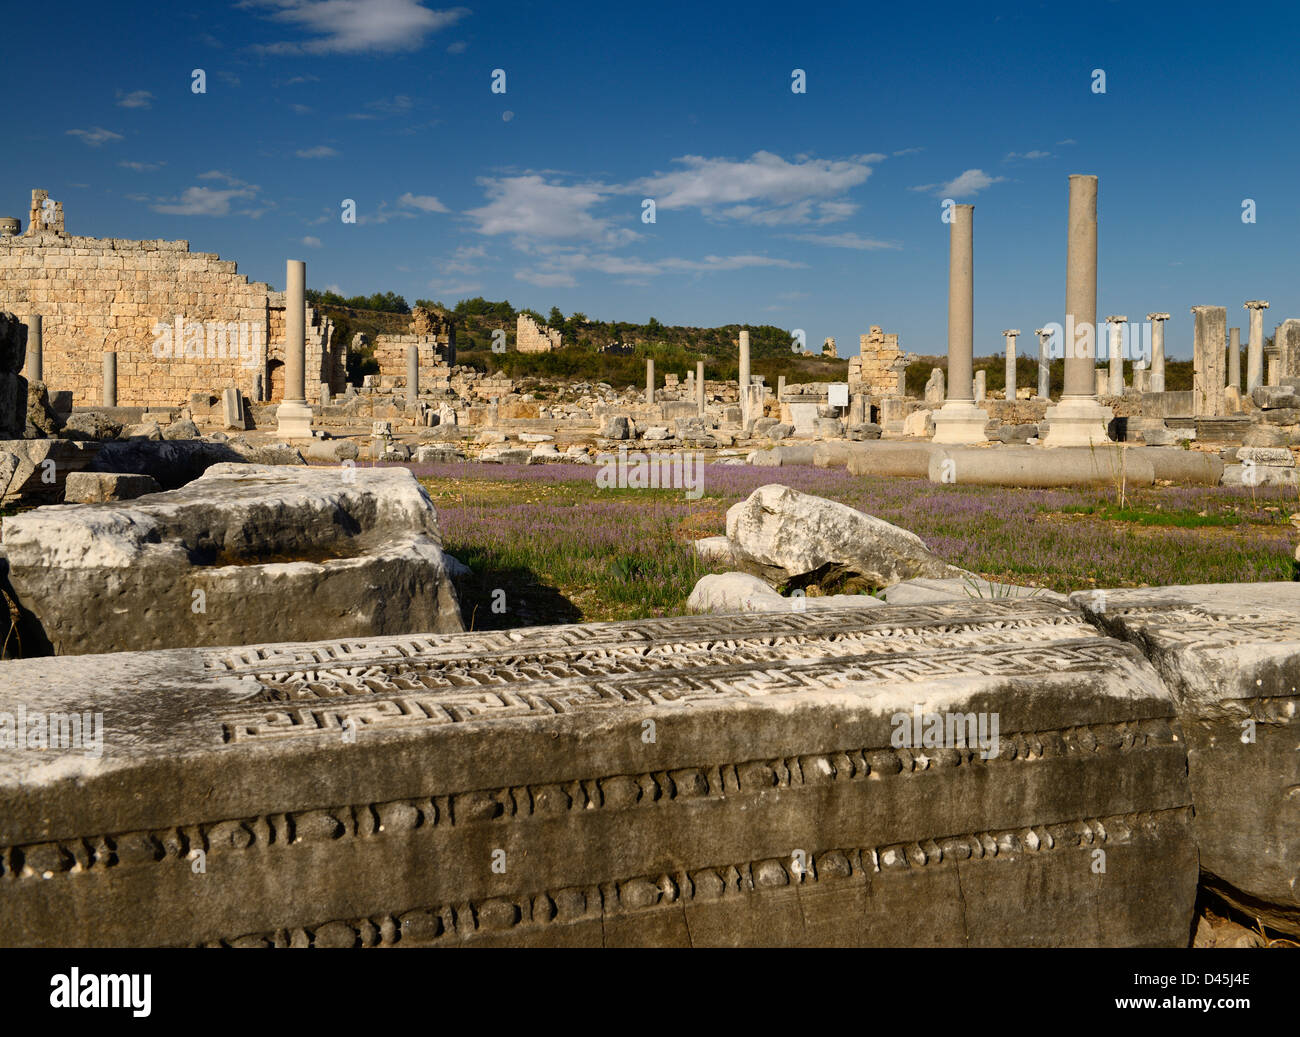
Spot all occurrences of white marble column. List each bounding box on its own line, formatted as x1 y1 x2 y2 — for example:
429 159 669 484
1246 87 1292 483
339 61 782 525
1034 327 1051 399
1147 313 1169 393
276 259 314 439
1106 315 1127 395
696 361 705 415
737 329 751 426
1245 300 1269 393
931 204 988 443
646 357 655 405
103 351 117 407
1043 174 1111 446
406 344 419 407
24 314 42 383
1227 327 1241 390
1003 329 1019 400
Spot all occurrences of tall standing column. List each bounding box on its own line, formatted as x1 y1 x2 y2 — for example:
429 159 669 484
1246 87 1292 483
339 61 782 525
1003 329 1019 400
737 329 751 427
931 203 988 443
1147 313 1169 393
25 314 42 382
103 351 117 408
696 360 705 415
1106 315 1127 395
1191 306 1227 416
646 357 655 404
1245 301 1269 393
406 344 419 407
1228 327 1241 390
276 259 314 439
1034 328 1051 399
1042 174 1111 446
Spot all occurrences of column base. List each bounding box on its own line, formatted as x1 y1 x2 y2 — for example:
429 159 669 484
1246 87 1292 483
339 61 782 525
930 401 989 444
275 399 315 439
1041 396 1112 447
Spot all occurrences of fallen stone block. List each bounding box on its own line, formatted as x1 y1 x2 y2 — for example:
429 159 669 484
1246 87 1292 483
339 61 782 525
0 599 1197 946
748 444 817 467
0 439 101 504
845 442 938 479
1128 447 1225 485
846 423 882 441
62 411 123 441
726 484 960 588
1074 583 1300 937
62 472 161 503
0 464 464 656
929 446 1157 488
1252 385 1297 409
692 536 734 565
687 573 885 614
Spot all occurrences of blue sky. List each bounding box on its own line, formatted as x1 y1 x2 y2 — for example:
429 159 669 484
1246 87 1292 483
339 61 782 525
5 0 1299 359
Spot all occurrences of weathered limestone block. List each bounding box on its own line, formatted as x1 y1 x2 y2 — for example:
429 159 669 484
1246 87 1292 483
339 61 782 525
24 380 61 438
0 464 463 655
1075 584 1300 936
0 439 101 504
688 573 885 614
0 599 1197 946
725 484 960 588
885 577 1068 606
62 472 160 503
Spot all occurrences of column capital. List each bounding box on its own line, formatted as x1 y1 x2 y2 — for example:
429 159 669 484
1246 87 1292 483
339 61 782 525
1146 312 1170 322
1105 314 1127 324
1002 329 1020 337
1034 327 1051 338
1244 300 1270 310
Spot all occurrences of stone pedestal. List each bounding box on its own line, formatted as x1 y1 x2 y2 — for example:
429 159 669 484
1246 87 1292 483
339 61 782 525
1042 396 1116 447
931 401 990 444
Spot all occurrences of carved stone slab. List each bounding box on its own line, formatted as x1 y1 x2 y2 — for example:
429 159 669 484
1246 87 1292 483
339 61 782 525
0 599 1195 947
1074 582 1300 936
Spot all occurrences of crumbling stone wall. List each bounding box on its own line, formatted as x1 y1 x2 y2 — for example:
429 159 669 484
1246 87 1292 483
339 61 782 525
849 325 901 396
0 190 342 407
516 313 561 353
371 308 456 394
0 312 28 437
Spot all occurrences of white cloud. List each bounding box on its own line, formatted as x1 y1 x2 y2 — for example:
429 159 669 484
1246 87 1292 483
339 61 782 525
151 186 256 216
514 249 803 288
301 235 322 247
446 40 467 53
398 191 449 213
631 151 881 223
466 175 626 243
787 231 899 250
1004 150 1051 161
296 145 339 158
115 90 153 109
248 0 470 55
198 170 258 189
119 160 165 171
67 127 123 147
910 168 1006 198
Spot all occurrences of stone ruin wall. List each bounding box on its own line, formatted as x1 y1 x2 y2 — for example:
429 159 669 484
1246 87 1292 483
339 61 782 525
371 308 456 392
516 313 561 353
0 193 342 407
849 325 901 396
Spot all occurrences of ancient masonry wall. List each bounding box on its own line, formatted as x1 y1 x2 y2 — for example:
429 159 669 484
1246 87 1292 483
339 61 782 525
516 313 561 353
371 334 453 393
849 325 902 396
0 221 341 407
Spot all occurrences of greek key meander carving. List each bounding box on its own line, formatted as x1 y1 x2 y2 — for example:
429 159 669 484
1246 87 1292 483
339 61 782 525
203 600 1081 675
0 715 1185 883
1105 604 1300 650
218 637 1134 744
197 807 1192 948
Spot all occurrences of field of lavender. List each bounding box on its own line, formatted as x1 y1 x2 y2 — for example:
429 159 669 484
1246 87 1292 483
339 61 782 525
415 462 1298 627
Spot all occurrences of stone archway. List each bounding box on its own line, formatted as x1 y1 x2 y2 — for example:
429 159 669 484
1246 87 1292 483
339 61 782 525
267 359 284 403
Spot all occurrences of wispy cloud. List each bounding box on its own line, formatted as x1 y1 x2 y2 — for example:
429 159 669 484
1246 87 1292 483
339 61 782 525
119 160 165 172
67 127 123 147
301 235 322 247
787 231 900 250
1004 150 1051 161
115 90 153 109
630 151 881 224
466 175 627 244
295 145 339 158
910 168 1006 198
246 0 471 55
151 186 257 216
398 191 449 213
